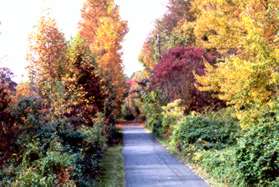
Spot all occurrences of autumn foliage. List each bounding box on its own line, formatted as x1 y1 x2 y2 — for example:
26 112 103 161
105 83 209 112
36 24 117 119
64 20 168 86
63 35 106 126
27 17 67 118
0 0 127 185
151 47 222 112
194 0 279 127
139 0 279 127
80 0 128 115
136 0 279 186
0 68 17 153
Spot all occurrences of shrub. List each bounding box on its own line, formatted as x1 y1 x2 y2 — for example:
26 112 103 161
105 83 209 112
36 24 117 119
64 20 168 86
72 124 106 186
235 120 279 186
13 142 75 186
1 109 107 186
12 96 44 127
161 99 184 138
142 91 163 137
172 114 239 152
197 148 239 186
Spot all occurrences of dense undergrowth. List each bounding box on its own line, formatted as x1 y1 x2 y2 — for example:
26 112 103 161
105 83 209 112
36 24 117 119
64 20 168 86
0 97 108 186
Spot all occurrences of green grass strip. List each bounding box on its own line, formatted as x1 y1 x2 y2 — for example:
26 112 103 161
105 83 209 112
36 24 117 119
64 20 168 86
97 145 124 187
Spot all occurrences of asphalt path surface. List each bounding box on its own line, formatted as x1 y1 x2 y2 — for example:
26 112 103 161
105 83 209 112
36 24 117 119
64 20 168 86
123 124 209 187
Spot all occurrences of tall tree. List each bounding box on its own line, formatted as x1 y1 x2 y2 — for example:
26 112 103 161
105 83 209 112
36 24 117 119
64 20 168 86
27 17 67 118
79 0 128 115
151 47 222 112
195 0 279 127
64 35 105 126
192 0 279 55
139 0 195 71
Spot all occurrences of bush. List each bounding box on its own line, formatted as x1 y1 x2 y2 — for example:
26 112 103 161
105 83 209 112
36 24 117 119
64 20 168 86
12 96 44 127
13 141 76 186
190 113 279 187
161 99 184 138
197 148 239 186
142 91 163 137
235 120 279 186
172 114 239 152
1 106 107 186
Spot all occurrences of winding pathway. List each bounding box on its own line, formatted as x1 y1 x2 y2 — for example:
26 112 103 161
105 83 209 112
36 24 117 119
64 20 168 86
123 124 209 187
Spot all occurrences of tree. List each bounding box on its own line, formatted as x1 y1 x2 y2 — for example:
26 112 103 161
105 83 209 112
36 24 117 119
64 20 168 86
80 0 128 115
139 40 157 71
192 0 278 55
0 68 16 112
0 68 17 156
139 0 195 71
151 47 222 112
195 0 279 128
64 35 105 125
27 16 67 118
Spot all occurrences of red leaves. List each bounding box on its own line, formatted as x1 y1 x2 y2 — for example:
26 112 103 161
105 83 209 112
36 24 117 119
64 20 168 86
0 68 18 156
0 68 16 111
152 47 211 86
151 47 222 112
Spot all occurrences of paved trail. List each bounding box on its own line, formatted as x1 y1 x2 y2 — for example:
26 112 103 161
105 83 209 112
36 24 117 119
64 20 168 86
123 124 209 187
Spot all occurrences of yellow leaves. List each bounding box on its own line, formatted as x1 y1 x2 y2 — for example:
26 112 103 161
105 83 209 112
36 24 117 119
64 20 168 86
194 9 242 51
173 20 194 34
80 0 128 114
139 42 156 71
197 54 278 128
192 0 278 59
192 0 279 128
162 99 185 119
92 17 124 53
14 82 34 102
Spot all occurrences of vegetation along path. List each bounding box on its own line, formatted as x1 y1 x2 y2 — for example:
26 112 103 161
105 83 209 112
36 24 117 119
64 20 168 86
123 124 208 187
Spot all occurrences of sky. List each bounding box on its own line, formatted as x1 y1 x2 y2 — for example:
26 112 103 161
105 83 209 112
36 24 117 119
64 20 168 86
0 0 168 82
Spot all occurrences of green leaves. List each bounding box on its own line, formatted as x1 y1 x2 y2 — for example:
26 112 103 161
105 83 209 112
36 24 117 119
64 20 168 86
235 121 279 186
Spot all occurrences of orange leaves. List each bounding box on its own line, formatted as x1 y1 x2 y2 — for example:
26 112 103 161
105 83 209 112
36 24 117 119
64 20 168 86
139 41 156 71
28 17 67 84
79 0 127 69
80 0 114 44
27 16 67 118
14 82 34 102
79 0 128 115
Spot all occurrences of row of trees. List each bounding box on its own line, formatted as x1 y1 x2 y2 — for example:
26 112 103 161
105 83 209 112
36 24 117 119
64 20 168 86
128 0 278 186
0 0 127 185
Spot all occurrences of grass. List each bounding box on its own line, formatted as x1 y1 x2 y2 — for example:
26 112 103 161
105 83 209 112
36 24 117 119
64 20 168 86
96 145 125 187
